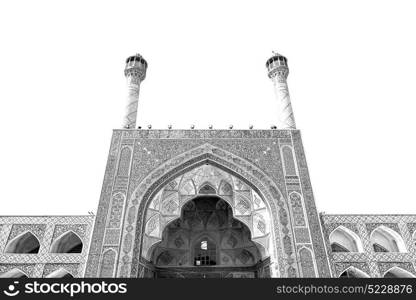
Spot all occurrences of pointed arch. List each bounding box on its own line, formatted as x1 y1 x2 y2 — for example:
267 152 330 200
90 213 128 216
117 146 132 176
193 235 218 266
178 179 197 195
298 247 317 277
384 267 416 278
329 226 363 253
198 182 217 194
121 144 289 278
370 226 407 253
50 231 83 253
5 231 40 254
339 266 370 278
0 268 29 278
46 268 74 278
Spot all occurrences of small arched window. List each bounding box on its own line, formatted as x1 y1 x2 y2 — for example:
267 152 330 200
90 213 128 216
194 239 216 266
5 231 40 254
50 231 83 253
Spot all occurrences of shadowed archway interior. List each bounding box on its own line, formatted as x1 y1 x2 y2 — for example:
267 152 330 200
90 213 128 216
150 196 264 278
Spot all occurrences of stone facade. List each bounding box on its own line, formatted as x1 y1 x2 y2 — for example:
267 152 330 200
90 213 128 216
0 216 94 277
1 130 415 278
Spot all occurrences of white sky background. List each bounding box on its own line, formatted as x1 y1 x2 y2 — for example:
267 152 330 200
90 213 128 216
0 0 415 215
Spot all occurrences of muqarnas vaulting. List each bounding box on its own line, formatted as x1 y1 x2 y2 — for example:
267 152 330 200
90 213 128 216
1 53 416 279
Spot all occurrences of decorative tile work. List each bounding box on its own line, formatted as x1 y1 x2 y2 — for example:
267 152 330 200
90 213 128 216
104 229 121 245
299 247 316 277
321 214 416 277
324 223 359 235
99 248 117 277
0 264 36 277
365 223 400 236
0 216 94 278
281 146 297 176
80 129 341 278
407 223 416 237
289 192 306 227
292 131 332 277
117 147 132 177
294 228 311 243
117 142 294 278
2 125 415 279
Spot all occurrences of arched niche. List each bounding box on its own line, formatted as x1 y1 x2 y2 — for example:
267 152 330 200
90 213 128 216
150 196 263 271
0 268 29 278
46 268 74 278
370 226 407 253
5 231 40 254
384 267 416 278
329 226 363 253
100 249 117 278
142 164 273 261
281 146 297 176
121 145 292 278
339 267 370 278
50 231 83 253
193 236 218 266
198 183 216 195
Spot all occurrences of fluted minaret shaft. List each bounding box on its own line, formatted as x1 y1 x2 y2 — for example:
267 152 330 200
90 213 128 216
266 53 296 129
123 54 147 129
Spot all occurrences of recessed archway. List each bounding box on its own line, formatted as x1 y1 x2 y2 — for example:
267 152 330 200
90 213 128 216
370 226 406 253
50 231 83 253
150 195 265 278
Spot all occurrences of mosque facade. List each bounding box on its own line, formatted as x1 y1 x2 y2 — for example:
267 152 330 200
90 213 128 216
1 53 415 278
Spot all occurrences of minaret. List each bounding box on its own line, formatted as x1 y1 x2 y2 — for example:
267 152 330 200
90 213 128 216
266 52 296 129
123 53 148 129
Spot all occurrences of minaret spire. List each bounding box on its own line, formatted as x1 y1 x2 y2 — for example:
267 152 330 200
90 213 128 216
266 52 296 129
123 53 148 129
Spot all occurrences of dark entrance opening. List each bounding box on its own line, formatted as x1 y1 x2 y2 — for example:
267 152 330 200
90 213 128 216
150 196 266 278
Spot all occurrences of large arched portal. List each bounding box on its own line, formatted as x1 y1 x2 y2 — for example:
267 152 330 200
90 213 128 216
140 164 275 278
151 196 264 278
